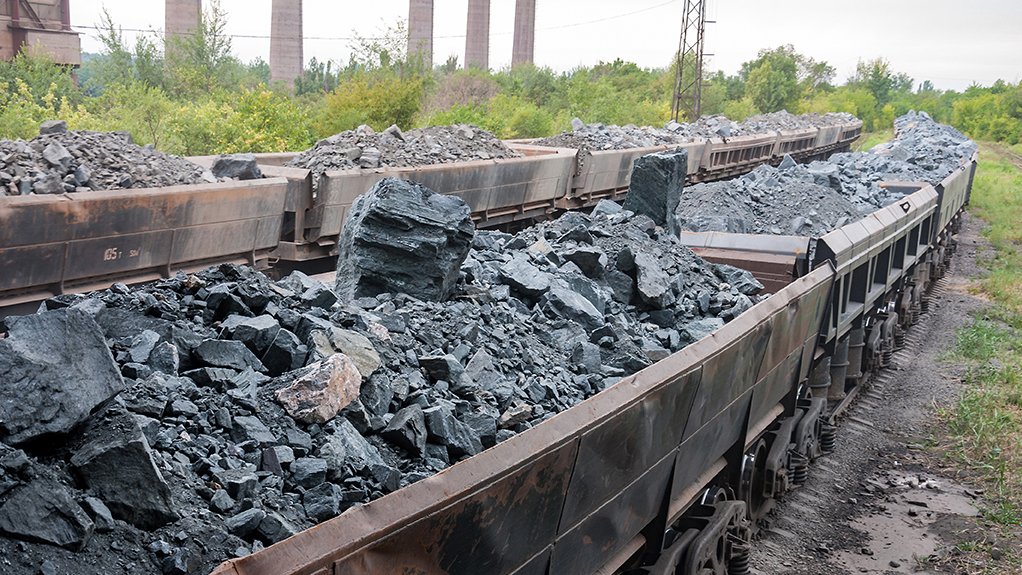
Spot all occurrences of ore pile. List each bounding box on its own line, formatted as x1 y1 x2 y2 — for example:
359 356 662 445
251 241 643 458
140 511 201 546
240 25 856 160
0 121 213 196
533 111 861 152
870 110 978 182
805 152 935 209
535 115 745 151
740 110 857 131
674 157 862 236
0 181 763 575
802 111 978 210
673 113 977 232
284 124 521 188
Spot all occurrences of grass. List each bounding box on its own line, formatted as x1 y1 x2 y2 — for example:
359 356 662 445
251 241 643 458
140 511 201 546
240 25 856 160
853 129 893 152
938 142 1022 527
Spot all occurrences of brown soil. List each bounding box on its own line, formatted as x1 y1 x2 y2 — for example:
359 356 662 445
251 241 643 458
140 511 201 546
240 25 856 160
750 213 1022 575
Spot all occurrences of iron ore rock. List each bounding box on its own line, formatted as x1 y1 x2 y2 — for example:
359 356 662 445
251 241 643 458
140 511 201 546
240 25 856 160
624 149 688 229
69 408 178 530
334 177 475 303
0 309 124 446
0 479 94 551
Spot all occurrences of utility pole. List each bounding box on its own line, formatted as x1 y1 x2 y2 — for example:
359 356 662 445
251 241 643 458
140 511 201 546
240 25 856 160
670 0 709 122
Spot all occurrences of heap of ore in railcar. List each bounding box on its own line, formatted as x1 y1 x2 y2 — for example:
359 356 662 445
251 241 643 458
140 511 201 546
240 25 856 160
0 121 262 197
284 124 522 188
0 173 762 574
533 111 857 151
672 111 978 236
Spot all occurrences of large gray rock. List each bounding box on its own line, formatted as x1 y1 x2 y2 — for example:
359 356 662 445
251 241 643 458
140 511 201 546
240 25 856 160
334 178 475 303
0 479 93 550
539 287 605 332
633 250 673 308
380 404 427 457
69 409 178 530
211 153 263 180
318 419 385 479
500 254 553 299
625 149 688 229
0 309 124 445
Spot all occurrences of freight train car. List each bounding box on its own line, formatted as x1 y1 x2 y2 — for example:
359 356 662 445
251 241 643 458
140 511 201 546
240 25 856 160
208 141 974 574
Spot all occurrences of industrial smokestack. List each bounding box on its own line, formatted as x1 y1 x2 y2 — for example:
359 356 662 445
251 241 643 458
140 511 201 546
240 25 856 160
270 0 303 88
407 0 434 66
465 0 490 70
512 0 536 65
165 0 201 47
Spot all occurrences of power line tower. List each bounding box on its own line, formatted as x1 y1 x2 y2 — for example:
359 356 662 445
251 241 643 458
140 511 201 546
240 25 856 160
670 0 708 122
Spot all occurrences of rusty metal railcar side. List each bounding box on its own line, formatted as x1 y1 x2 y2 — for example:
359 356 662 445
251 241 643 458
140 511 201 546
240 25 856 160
210 267 834 575
0 179 288 308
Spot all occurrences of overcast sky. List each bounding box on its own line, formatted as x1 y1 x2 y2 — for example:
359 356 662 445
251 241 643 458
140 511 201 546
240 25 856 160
72 0 1021 91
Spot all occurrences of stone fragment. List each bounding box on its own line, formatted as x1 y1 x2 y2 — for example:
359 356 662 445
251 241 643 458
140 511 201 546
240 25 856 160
195 339 266 372
0 309 124 445
714 263 764 296
380 405 428 457
680 317 725 343
211 153 263 180
82 497 116 533
303 482 343 522
42 142 73 170
39 120 68 135
261 329 307 377
222 314 280 356
255 511 297 544
499 255 552 299
335 178 475 303
318 419 385 478
70 409 178 530
560 246 608 278
148 341 180 375
633 250 673 308
539 287 605 332
0 480 93 551
423 406 483 459
225 508 265 538
291 457 328 489
275 354 361 424
128 329 161 363
231 415 276 445
417 354 464 384
324 329 381 377
625 149 688 228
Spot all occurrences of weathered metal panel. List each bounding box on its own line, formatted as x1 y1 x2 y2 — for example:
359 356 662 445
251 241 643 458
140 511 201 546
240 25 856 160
0 244 64 291
63 231 174 281
0 179 287 302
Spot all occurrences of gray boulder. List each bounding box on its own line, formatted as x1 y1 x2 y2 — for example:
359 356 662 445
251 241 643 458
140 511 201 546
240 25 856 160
335 178 475 303
211 153 263 180
69 409 178 530
0 309 124 445
0 480 93 550
625 149 688 229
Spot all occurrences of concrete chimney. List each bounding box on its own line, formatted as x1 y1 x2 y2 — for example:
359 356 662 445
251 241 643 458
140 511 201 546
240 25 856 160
512 0 536 65
407 0 434 66
465 0 490 70
270 0 303 87
165 0 201 47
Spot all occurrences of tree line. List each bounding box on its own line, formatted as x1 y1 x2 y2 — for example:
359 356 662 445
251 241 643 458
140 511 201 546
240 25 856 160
0 2 1018 156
